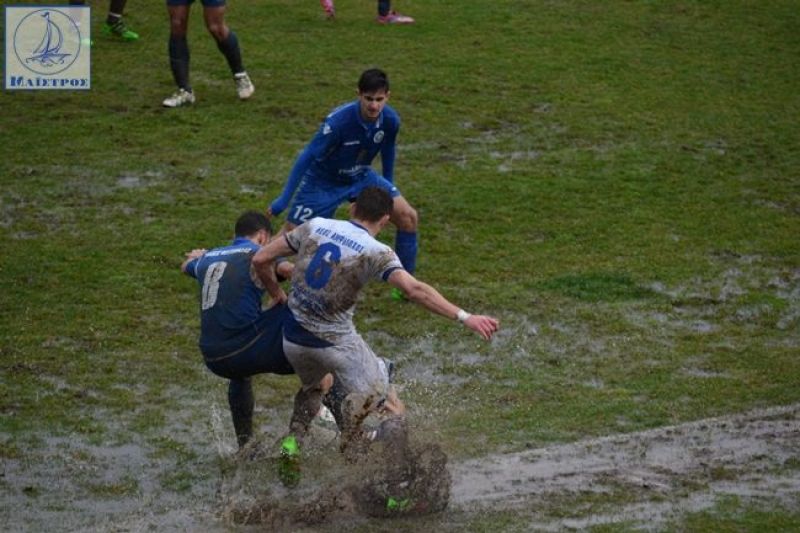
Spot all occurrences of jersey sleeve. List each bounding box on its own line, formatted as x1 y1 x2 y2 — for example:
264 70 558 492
184 257 201 279
270 120 341 216
270 147 314 216
380 114 399 182
285 219 314 253
308 119 341 161
374 248 404 282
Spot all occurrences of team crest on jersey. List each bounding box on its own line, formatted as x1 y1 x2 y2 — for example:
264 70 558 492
322 123 332 135
373 130 385 143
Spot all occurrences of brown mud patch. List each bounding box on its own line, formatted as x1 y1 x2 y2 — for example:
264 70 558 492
221 438 451 531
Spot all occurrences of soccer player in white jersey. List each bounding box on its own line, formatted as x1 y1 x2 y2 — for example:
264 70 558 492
252 187 499 454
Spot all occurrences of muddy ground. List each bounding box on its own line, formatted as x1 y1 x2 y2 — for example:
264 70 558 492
3 258 798 530
452 403 800 530
3 402 797 532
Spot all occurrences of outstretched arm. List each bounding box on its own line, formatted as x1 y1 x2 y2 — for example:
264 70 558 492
269 122 340 217
269 148 313 217
387 270 499 340
180 248 207 275
252 237 296 304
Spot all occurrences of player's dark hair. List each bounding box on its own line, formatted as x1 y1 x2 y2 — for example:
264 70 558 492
358 68 389 93
234 211 272 238
353 187 393 222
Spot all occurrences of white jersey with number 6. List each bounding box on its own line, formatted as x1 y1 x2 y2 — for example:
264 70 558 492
285 217 404 342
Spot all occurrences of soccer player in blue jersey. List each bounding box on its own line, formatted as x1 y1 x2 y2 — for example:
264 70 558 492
267 69 418 301
162 0 254 107
254 187 499 456
181 211 333 449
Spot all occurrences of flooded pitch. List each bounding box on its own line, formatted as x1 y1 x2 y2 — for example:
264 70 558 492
3 403 797 531
451 403 800 530
218 403 799 531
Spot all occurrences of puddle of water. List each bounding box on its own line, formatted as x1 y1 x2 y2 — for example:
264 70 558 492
449 404 800 529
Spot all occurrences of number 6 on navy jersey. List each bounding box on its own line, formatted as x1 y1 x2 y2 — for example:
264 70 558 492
305 242 341 289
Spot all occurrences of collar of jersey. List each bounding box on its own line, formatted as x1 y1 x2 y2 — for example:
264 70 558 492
348 220 369 233
230 236 254 246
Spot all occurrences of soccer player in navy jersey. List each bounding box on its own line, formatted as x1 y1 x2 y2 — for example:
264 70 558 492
268 69 418 300
162 0 254 107
181 211 333 449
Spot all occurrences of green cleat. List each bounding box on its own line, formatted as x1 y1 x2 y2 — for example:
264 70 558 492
386 496 412 512
278 435 301 487
390 287 407 302
101 20 139 42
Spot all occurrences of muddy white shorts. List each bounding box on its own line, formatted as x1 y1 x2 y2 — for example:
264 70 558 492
283 333 390 401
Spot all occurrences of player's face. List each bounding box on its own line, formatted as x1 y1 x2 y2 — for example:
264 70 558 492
358 89 390 122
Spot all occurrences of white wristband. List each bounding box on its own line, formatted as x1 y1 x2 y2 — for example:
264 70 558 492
456 309 471 323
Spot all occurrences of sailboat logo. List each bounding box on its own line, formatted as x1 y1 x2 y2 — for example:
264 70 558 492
14 9 82 76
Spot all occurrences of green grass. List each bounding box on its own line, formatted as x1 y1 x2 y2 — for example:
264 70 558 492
669 496 800 532
1 0 799 530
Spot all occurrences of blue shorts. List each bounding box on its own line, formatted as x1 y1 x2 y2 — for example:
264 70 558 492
167 0 226 7
201 305 294 380
287 169 401 225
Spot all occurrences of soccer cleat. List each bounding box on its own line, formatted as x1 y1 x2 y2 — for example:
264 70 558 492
386 496 412 512
101 20 139 41
390 287 407 302
278 435 301 487
376 11 415 24
320 0 335 18
162 88 196 108
234 72 255 100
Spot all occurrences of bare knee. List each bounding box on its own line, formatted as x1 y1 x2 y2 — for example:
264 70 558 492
206 21 228 41
169 16 188 36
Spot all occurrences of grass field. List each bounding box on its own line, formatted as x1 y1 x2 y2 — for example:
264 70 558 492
1 0 799 530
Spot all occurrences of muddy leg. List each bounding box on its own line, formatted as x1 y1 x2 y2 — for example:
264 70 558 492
288 383 323 441
229 378 254 448
340 392 379 461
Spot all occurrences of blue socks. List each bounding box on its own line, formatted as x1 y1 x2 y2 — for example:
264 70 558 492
395 230 418 274
378 0 391 16
216 31 244 75
168 35 191 91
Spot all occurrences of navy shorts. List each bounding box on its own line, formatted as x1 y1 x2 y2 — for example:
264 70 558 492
167 0 226 7
201 305 294 380
287 169 401 226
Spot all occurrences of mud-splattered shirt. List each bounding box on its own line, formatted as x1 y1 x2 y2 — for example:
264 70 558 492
284 218 404 344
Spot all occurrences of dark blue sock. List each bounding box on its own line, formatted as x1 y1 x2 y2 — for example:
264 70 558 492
395 230 418 274
378 0 391 16
69 1 85 5
229 378 254 448
216 31 244 75
168 35 191 91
